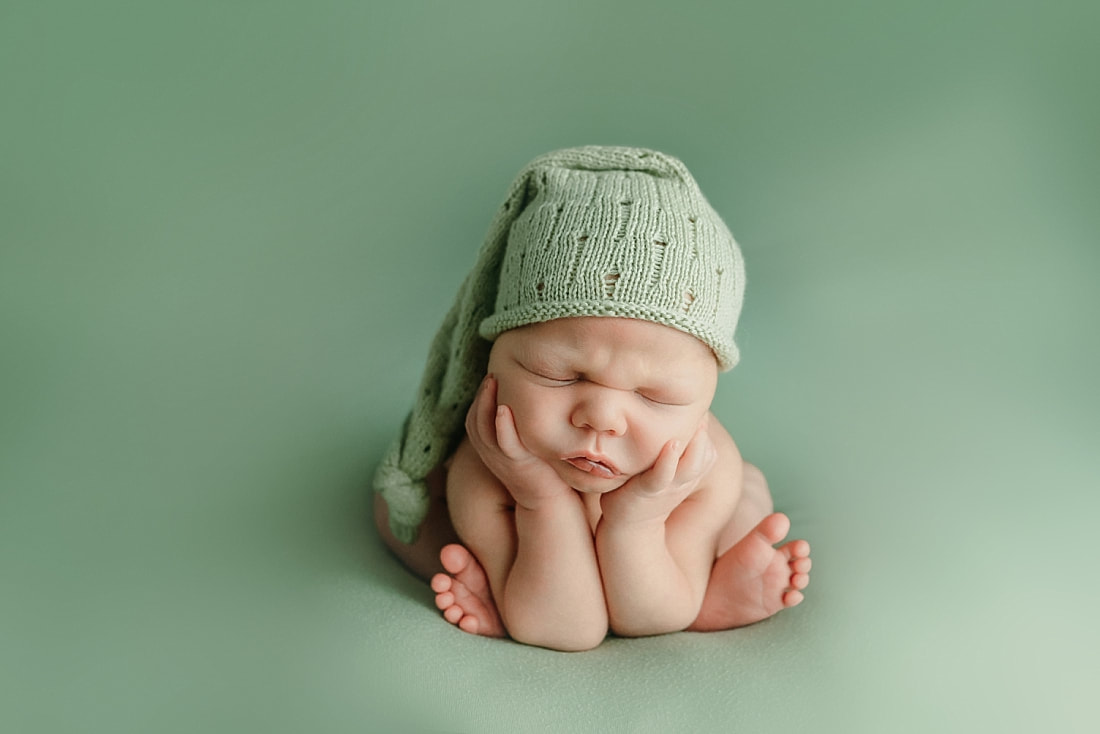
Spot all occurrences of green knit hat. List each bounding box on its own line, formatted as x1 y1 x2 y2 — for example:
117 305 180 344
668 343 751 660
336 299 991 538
374 146 745 543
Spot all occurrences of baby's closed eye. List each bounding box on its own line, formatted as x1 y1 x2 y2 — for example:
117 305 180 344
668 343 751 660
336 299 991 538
636 391 689 407
523 364 578 385
540 374 578 385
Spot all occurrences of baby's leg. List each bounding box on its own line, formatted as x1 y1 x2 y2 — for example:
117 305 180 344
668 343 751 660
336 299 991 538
374 462 507 637
429 440 520 640
715 461 775 551
688 463 812 631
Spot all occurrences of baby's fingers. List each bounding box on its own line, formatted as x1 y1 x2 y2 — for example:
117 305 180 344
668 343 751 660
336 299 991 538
465 375 499 448
631 423 713 497
493 404 530 460
675 422 717 484
634 439 682 496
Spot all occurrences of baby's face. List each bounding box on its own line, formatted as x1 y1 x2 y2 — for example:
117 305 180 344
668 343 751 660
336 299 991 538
487 317 719 494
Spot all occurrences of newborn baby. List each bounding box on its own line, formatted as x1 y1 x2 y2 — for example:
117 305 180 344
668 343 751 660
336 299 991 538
374 146 811 651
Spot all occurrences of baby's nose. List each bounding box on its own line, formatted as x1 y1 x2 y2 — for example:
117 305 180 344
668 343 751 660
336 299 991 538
570 394 627 436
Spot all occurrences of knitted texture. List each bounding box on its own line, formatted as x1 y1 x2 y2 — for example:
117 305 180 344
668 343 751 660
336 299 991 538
480 148 743 367
373 146 745 543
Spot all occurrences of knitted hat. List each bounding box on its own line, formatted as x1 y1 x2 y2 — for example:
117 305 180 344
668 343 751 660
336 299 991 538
374 146 745 543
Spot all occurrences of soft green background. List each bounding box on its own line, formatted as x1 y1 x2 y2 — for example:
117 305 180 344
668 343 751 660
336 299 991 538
2 1 1097 732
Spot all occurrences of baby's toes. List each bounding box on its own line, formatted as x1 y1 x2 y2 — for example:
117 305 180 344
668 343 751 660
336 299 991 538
780 539 810 560
790 572 810 591
439 544 475 576
757 513 791 545
791 556 812 574
782 590 805 608
430 573 454 594
443 605 465 625
435 590 456 611
432 574 460 611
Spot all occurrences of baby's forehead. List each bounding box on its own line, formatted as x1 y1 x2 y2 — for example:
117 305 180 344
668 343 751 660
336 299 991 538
502 317 718 373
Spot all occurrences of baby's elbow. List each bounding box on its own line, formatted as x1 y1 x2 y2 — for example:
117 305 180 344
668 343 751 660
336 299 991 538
610 605 699 639
509 617 608 652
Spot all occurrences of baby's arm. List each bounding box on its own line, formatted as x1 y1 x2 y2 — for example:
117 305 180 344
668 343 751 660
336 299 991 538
596 415 739 637
447 378 608 651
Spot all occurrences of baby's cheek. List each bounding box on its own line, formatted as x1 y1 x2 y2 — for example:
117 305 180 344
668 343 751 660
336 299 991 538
653 414 702 454
514 415 555 457
492 378 515 408
501 396 539 436
496 385 529 420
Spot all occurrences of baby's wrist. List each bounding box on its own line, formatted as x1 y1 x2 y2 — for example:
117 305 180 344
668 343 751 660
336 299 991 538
504 474 574 510
513 489 582 515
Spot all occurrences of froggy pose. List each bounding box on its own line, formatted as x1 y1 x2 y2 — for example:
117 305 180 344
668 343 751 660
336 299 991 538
373 146 811 651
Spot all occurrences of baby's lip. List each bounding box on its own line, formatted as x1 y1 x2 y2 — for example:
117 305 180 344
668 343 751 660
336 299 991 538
564 454 621 479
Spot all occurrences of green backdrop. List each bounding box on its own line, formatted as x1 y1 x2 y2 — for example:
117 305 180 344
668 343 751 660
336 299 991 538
3 1 1097 732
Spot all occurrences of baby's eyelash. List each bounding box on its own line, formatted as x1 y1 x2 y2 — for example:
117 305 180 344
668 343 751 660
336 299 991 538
525 366 576 384
636 391 686 407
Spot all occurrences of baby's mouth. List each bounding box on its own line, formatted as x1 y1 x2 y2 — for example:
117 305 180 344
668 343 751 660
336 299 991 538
565 456 619 479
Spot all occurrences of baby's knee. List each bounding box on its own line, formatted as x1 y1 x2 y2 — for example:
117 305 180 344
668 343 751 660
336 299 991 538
742 462 773 512
743 461 768 489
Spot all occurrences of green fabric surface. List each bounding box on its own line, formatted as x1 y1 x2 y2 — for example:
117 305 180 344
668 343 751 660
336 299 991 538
2 1 1097 732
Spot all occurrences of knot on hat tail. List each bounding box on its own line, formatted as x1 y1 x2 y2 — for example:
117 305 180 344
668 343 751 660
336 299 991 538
374 438 430 544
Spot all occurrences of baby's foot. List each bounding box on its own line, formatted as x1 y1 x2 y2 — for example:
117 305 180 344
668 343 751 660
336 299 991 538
430 544 506 638
688 513 811 632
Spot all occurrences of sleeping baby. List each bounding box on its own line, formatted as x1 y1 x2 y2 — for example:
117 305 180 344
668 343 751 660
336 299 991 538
373 146 811 651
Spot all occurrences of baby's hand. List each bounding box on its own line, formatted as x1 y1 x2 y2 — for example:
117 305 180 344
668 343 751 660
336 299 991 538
465 375 574 510
599 421 716 527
